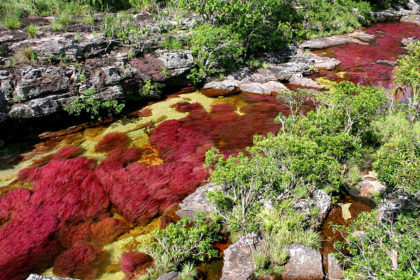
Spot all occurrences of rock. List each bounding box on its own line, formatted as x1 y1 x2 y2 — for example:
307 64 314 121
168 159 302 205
376 60 396 66
158 271 179 280
221 233 262 280
377 198 408 221
401 36 418 46
102 67 122 86
156 50 194 76
349 173 386 199
283 244 324 280
350 32 376 43
372 10 403 22
175 183 221 219
328 254 344 280
240 81 288 96
201 78 241 97
8 94 70 119
11 67 70 102
289 74 324 89
300 35 366 50
267 61 314 81
305 53 341 70
26 274 79 280
293 189 331 228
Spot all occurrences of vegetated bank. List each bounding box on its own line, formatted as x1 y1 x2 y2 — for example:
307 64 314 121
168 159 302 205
0 1 418 280
0 0 418 132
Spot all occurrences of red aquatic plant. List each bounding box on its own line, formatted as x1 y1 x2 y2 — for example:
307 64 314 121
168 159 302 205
95 132 131 152
102 147 142 166
0 188 31 223
120 251 153 277
53 246 103 280
53 145 84 159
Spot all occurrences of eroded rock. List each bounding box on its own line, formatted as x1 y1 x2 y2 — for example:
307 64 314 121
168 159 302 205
289 74 324 89
240 81 287 96
300 35 366 50
221 233 262 280
283 244 324 280
158 271 179 280
201 78 241 97
175 183 221 219
26 274 79 280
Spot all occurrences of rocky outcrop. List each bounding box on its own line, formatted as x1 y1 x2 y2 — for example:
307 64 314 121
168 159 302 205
220 233 262 280
26 274 78 280
327 254 344 280
203 51 334 97
283 244 324 280
175 183 221 219
293 188 332 229
372 0 419 22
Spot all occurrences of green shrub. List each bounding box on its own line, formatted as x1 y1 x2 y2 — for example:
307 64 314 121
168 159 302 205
187 24 244 83
140 212 221 279
300 0 372 39
58 13 73 26
393 41 420 113
51 20 64 31
334 211 419 279
5 15 21 29
142 80 164 97
26 24 38 38
372 113 419 200
64 87 125 121
14 47 37 64
161 36 184 50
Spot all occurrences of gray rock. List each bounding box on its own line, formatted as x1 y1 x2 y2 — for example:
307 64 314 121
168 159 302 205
221 233 262 280
157 51 194 70
377 198 408 221
157 271 179 280
293 189 331 229
349 174 386 199
289 74 324 89
175 183 221 219
267 61 314 81
300 35 366 50
12 66 69 102
328 254 344 280
103 67 122 86
283 243 324 280
201 78 241 97
401 36 418 46
350 32 377 43
240 81 288 95
376 60 396 66
305 53 341 70
26 274 79 280
8 94 67 119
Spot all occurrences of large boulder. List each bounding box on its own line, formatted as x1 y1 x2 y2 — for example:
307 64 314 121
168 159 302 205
300 35 366 50
283 244 324 280
240 81 288 96
201 78 241 97
289 74 324 90
220 233 262 280
175 183 221 219
348 173 386 199
328 254 344 280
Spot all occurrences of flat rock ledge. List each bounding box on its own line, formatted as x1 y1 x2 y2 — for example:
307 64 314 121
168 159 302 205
175 183 221 219
220 233 262 280
202 52 339 97
348 172 386 199
283 244 324 280
26 274 79 280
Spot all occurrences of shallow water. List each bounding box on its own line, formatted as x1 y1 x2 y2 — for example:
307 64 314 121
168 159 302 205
0 21 418 280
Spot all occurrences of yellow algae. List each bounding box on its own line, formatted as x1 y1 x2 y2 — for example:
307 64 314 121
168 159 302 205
211 95 248 115
336 72 346 78
315 77 337 90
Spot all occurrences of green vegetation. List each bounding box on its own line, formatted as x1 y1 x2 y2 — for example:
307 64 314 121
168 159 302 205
141 80 164 97
393 41 420 113
14 47 37 64
140 212 221 279
334 211 419 279
26 24 38 38
205 82 386 236
64 87 125 121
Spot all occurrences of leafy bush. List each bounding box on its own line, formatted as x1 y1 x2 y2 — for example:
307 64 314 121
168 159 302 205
179 0 300 54
372 112 419 200
334 211 419 279
300 0 372 39
64 87 125 121
205 82 387 234
26 24 38 38
187 24 244 83
140 212 221 279
393 41 420 113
